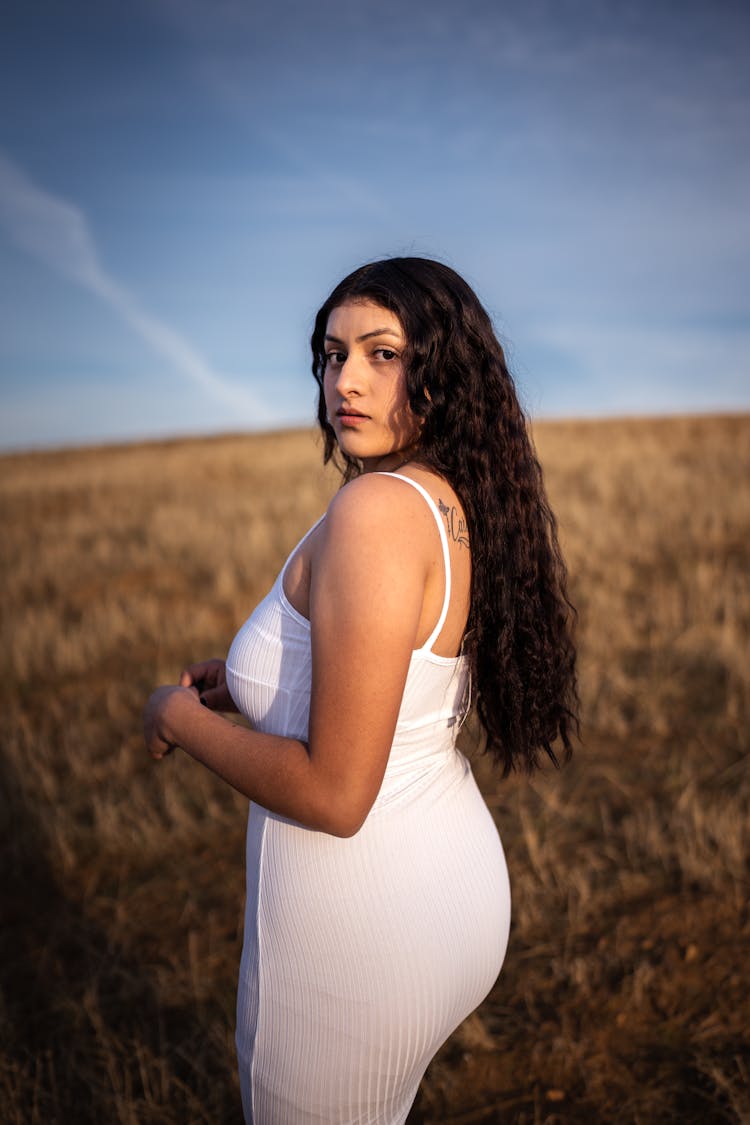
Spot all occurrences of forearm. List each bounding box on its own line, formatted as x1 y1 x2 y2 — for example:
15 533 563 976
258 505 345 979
160 691 350 835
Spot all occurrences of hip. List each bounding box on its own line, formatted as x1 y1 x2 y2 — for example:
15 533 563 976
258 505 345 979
242 765 510 972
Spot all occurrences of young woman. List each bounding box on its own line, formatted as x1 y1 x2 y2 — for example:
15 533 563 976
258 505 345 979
144 257 578 1124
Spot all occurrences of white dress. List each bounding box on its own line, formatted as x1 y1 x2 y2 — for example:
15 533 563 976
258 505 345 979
225 474 511 1125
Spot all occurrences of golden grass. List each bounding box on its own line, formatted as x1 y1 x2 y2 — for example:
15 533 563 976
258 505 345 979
1 414 748 1123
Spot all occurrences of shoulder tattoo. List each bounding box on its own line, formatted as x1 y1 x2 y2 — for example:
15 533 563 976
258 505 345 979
438 498 469 549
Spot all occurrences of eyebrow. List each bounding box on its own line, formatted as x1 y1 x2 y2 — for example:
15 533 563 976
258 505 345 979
324 328 402 344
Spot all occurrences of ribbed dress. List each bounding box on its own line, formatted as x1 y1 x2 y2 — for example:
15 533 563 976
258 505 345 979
225 474 511 1125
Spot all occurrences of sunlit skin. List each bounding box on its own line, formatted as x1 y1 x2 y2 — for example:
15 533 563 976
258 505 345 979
143 301 471 836
323 301 421 472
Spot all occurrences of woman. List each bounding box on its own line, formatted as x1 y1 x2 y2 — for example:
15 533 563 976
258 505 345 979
144 257 578 1124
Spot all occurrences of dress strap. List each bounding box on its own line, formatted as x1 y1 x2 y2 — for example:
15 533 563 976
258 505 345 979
375 472 452 653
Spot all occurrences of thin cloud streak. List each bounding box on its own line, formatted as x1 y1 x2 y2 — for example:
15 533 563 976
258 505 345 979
0 151 269 419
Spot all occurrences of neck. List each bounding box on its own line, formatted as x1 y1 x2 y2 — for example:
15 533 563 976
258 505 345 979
363 445 420 475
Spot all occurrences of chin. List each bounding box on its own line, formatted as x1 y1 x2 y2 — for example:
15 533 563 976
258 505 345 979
335 434 375 459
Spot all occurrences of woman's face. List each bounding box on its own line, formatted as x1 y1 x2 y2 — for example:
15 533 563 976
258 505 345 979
323 301 420 472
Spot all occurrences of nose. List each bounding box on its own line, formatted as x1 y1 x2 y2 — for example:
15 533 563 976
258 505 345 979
333 354 363 398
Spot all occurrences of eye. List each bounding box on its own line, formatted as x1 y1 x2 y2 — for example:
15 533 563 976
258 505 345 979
374 347 399 361
325 350 346 366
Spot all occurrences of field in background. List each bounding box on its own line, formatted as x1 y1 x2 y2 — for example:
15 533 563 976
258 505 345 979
1 415 748 1123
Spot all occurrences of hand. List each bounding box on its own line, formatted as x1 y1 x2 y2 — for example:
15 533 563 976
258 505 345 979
180 658 237 712
143 684 199 760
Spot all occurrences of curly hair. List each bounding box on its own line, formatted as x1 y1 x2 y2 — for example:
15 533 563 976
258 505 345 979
311 257 579 775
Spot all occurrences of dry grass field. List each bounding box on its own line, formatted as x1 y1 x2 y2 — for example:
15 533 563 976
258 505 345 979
1 414 748 1124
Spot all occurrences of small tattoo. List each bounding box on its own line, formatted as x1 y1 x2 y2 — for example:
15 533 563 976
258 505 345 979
438 498 469 548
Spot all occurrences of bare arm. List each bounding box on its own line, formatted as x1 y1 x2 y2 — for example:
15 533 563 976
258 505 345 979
144 476 430 836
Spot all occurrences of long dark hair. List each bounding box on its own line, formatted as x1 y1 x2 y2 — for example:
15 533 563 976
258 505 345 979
311 257 578 774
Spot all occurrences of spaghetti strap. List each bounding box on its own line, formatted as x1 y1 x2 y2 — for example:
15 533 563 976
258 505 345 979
375 472 452 653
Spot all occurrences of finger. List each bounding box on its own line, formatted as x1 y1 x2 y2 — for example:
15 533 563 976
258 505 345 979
199 685 228 710
180 661 210 686
179 657 203 684
150 740 176 760
180 660 218 689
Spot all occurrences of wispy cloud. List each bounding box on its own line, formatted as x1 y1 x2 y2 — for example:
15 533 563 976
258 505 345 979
0 150 269 418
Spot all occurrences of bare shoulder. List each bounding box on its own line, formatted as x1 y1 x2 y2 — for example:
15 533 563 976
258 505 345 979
312 469 470 658
324 472 437 545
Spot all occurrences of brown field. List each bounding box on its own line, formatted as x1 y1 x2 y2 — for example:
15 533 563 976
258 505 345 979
1 414 749 1124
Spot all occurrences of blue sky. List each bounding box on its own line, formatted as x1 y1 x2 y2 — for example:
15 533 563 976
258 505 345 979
0 0 748 450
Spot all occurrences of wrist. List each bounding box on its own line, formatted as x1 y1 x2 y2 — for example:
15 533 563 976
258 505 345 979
161 686 197 745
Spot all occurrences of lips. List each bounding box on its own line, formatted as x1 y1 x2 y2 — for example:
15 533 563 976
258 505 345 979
336 406 369 423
